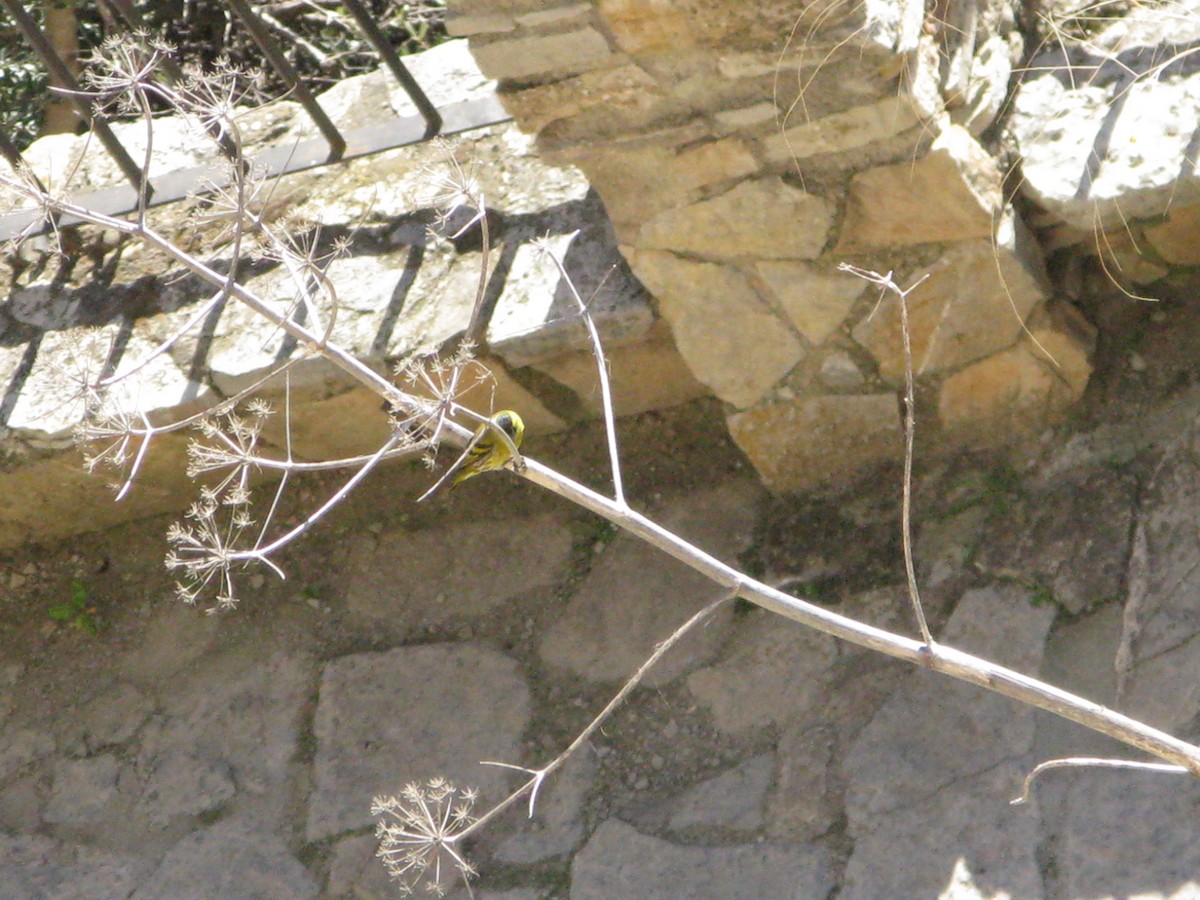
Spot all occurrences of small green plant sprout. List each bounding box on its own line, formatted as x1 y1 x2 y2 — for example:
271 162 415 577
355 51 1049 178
584 518 617 553
47 579 98 635
982 462 1022 515
1026 577 1056 609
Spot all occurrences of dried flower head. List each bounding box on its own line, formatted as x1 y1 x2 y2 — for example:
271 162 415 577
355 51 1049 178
421 140 485 238
176 55 265 141
372 778 480 896
83 31 175 115
165 403 275 613
390 345 493 468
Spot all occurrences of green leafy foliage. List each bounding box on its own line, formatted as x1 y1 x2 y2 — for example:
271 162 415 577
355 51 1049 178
47 579 98 635
0 0 448 150
0 44 46 148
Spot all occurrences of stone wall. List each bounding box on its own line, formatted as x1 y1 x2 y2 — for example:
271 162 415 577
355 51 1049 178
450 0 1097 491
5 1 1200 545
0 41 703 547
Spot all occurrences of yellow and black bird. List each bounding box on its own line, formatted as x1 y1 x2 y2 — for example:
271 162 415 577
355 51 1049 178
418 410 525 502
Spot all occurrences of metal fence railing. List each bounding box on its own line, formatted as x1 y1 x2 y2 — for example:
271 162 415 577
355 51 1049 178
0 0 511 240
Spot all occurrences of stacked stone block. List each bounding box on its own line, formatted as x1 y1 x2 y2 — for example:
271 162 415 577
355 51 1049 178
451 0 1096 490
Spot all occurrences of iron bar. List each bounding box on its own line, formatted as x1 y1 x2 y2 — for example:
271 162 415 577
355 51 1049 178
224 0 347 162
0 0 148 193
339 0 442 137
0 123 28 173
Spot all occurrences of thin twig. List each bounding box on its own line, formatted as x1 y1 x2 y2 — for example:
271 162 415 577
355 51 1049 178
838 264 934 647
237 428 405 562
96 289 224 388
533 234 625 505
516 456 1200 776
256 371 295 551
462 203 490 349
1011 756 1188 805
85 357 308 499
458 589 735 841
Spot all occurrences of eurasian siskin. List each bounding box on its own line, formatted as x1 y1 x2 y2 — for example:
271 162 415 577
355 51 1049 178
418 409 525 502
451 409 525 486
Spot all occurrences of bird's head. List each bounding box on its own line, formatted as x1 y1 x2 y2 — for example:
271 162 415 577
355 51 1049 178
494 410 525 448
